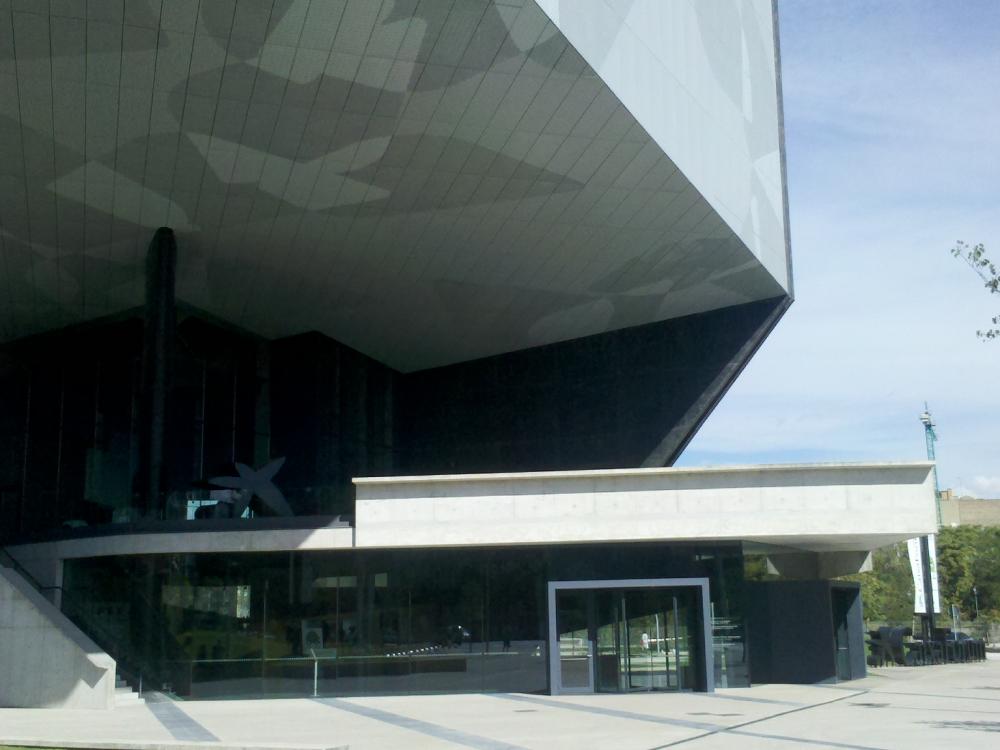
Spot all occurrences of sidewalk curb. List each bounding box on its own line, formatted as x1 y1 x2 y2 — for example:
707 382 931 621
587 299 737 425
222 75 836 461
0 740 348 750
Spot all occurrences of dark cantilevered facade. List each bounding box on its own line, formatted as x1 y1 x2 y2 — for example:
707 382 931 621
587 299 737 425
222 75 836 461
0 1 934 709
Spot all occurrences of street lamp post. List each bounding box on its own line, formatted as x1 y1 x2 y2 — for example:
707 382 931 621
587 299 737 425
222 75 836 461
974 586 980 620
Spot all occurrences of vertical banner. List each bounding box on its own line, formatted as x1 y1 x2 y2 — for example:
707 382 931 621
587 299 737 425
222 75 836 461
908 535 941 614
928 534 941 613
908 537 925 614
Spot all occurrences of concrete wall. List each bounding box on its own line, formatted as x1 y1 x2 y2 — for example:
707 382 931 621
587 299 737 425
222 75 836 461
940 497 1000 527
535 0 790 290
354 462 937 551
0 566 115 709
11 463 937 565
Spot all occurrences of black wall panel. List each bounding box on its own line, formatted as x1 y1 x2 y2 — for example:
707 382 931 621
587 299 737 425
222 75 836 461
2 296 785 539
398 297 785 474
744 580 866 685
270 332 397 517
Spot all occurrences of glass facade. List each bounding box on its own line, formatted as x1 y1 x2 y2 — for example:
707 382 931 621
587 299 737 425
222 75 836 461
4 297 764 699
555 585 705 693
61 542 748 699
1 297 783 545
0 315 396 543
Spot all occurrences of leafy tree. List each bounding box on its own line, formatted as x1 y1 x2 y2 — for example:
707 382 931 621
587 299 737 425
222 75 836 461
846 543 913 624
951 241 1000 340
742 554 773 582
963 526 1000 619
936 526 978 614
752 527 1000 627
846 527 1000 627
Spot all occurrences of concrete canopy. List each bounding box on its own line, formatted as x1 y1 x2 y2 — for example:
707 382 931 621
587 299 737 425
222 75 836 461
351 461 937 553
0 0 789 371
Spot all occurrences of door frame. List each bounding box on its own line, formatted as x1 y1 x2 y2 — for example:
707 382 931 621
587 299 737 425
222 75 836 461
547 578 714 695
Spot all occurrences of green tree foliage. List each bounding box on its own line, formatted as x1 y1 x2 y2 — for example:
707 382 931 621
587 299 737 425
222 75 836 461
846 526 1000 625
749 528 1000 627
936 526 977 614
847 543 914 623
951 241 1000 340
742 554 773 582
936 525 1000 620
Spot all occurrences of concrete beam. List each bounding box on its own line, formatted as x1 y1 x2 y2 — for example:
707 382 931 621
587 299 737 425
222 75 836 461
354 462 938 551
766 551 873 579
7 527 354 564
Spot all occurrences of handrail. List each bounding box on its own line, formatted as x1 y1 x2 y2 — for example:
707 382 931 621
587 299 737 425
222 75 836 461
2 546 136 678
1 546 144 687
0 546 53 592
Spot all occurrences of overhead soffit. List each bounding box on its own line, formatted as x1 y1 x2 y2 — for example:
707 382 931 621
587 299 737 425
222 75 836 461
0 0 786 371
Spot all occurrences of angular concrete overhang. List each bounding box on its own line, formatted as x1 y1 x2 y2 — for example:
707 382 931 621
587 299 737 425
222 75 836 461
353 462 938 552
0 0 789 371
5 523 355 591
6 462 934 585
9 526 355 563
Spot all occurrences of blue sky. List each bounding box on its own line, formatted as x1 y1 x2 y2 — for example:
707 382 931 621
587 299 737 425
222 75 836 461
677 0 1000 497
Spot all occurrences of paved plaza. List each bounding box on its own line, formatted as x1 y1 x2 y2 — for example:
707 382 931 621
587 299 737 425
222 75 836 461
2 657 999 750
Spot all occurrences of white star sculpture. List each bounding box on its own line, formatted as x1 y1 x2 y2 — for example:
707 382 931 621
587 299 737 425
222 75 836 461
208 457 292 517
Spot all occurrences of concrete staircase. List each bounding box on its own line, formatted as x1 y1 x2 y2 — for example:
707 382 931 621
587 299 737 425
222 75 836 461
114 675 145 707
0 564 117 709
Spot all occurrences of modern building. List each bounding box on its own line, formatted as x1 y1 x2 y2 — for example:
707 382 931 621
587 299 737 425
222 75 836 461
0 1 937 708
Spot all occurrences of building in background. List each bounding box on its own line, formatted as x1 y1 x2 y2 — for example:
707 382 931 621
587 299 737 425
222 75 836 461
0 0 936 707
939 490 1000 527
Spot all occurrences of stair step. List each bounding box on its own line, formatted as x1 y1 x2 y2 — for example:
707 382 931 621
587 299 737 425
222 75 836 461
114 691 144 707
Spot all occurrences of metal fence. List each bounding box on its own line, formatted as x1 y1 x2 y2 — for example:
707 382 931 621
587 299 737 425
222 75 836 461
867 619 1000 646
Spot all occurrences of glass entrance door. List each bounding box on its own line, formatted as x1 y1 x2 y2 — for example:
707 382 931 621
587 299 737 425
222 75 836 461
550 581 708 695
616 588 698 692
554 590 593 693
623 588 672 691
594 590 623 692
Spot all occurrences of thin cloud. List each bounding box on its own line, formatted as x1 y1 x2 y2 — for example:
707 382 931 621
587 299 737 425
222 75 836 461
972 477 1000 497
679 1 1000 492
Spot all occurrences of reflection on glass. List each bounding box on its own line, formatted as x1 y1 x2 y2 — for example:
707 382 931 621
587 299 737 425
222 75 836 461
0 316 406 542
63 547 550 698
59 543 747 698
595 591 622 692
556 591 591 690
565 586 704 694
